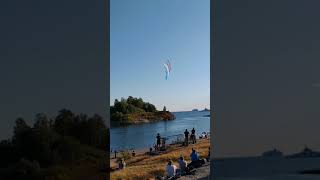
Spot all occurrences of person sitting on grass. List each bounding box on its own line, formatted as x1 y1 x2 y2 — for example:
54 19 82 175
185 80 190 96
188 148 203 169
166 160 177 178
132 150 136 157
190 148 199 161
118 158 126 170
177 156 188 175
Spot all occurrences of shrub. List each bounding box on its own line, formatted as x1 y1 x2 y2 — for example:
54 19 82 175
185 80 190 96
117 150 132 162
13 158 41 179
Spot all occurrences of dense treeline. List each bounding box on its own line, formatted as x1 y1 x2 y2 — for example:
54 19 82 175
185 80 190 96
111 96 156 121
110 96 175 125
0 109 109 180
111 96 157 114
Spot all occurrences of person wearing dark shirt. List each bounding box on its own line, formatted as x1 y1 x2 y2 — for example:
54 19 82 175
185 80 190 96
156 133 161 149
191 128 196 144
184 129 189 146
190 149 199 162
188 149 203 169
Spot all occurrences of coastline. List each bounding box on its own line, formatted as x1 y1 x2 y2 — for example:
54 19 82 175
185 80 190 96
110 111 211 152
111 111 176 127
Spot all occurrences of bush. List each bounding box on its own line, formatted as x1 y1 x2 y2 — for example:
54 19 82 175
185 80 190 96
55 136 84 162
111 112 124 121
12 158 41 179
44 166 70 180
117 150 132 162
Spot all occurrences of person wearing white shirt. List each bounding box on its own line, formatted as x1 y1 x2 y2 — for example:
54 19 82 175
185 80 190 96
166 160 177 178
118 158 126 170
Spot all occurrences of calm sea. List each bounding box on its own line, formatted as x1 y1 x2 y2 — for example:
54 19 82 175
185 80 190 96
110 111 210 150
215 157 320 180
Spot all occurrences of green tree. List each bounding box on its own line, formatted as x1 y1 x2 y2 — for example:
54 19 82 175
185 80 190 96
54 109 75 136
13 118 31 141
34 113 49 129
12 118 32 158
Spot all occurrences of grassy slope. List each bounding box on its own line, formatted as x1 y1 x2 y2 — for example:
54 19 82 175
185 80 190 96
110 139 210 180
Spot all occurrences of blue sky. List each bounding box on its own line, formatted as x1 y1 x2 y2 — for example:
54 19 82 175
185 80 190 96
110 0 210 112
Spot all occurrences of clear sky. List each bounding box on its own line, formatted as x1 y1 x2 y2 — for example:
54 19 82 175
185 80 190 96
0 0 106 139
110 0 210 112
214 0 320 157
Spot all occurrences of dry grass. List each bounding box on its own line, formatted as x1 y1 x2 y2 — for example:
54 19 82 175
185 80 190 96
110 139 210 180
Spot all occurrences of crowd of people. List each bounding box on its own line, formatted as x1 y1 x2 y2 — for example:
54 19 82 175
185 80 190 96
117 146 210 178
116 128 211 179
163 128 211 179
165 147 210 179
155 127 203 149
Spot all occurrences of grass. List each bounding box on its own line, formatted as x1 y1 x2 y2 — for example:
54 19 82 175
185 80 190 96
110 139 210 180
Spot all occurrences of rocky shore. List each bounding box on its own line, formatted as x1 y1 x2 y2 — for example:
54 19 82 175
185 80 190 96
111 111 176 126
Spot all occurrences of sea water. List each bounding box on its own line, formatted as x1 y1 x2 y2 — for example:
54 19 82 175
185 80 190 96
110 111 210 150
214 157 320 180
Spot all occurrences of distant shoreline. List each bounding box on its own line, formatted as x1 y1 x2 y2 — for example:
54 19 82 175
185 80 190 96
111 111 176 127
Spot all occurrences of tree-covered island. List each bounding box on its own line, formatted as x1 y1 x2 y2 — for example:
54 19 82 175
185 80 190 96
110 96 175 126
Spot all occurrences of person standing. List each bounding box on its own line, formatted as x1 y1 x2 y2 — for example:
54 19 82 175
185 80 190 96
184 129 189 146
191 128 196 144
156 133 161 149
